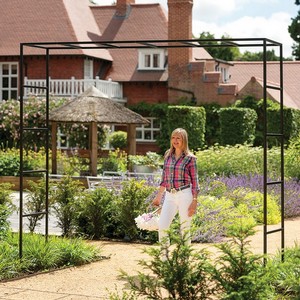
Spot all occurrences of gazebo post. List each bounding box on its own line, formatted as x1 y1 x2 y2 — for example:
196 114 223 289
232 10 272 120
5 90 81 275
51 122 57 174
90 121 98 176
127 124 136 155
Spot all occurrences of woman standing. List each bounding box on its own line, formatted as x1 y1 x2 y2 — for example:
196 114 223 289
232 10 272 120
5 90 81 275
152 128 199 253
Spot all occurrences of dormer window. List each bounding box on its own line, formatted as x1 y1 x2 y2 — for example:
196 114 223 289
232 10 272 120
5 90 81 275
138 49 166 70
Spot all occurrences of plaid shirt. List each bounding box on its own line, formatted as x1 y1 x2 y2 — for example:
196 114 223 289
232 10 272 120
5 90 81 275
160 152 200 198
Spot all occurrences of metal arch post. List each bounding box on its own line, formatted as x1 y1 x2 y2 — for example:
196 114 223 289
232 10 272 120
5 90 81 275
18 45 51 258
262 40 285 262
45 48 50 241
262 39 268 257
19 43 24 259
279 44 285 261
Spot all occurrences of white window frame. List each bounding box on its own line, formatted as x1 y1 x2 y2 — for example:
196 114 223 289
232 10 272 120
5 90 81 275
0 63 18 100
216 65 230 83
136 117 160 142
57 127 70 149
84 59 93 79
138 49 166 70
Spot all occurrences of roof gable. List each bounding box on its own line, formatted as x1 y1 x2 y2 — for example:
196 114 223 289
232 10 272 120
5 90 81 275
92 4 169 81
229 61 300 109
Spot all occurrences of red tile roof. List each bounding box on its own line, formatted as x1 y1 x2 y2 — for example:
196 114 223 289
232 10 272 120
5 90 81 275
92 3 212 81
229 61 300 109
0 0 111 60
92 4 168 81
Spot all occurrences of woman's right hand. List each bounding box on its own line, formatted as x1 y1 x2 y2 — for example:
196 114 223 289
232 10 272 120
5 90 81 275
152 195 161 207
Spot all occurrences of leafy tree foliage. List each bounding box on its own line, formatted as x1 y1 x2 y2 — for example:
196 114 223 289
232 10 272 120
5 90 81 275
198 32 241 61
288 1 300 60
198 32 292 61
239 49 287 61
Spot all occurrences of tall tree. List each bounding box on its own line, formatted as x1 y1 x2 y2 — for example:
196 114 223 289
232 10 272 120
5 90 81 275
198 32 290 61
288 1 300 60
198 32 241 61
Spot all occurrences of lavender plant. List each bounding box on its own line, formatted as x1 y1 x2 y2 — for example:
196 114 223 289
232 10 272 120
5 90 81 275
215 174 300 218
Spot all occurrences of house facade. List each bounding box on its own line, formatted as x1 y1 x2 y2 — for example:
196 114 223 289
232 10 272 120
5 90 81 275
1 0 299 153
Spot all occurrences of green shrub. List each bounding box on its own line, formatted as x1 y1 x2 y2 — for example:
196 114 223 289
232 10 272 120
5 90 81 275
112 223 276 299
109 131 127 150
196 145 281 178
201 102 221 147
128 151 163 169
0 148 45 176
212 223 274 299
219 107 257 146
51 175 85 237
267 243 300 298
234 96 280 147
116 179 156 240
285 134 300 179
76 187 118 239
230 188 281 225
167 106 206 151
98 149 128 174
116 228 217 299
98 149 127 173
267 106 300 147
24 178 55 233
0 183 14 240
192 195 256 243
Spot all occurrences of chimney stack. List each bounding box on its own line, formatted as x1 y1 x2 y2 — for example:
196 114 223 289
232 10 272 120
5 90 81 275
167 0 194 103
168 0 193 64
116 0 135 17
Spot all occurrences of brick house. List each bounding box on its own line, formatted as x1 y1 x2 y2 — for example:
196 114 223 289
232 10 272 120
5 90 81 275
1 0 299 153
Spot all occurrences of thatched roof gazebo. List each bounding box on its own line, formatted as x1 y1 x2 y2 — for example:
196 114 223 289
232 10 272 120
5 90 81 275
49 86 149 176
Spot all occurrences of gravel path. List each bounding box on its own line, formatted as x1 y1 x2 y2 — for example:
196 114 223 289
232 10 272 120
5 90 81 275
1 193 299 300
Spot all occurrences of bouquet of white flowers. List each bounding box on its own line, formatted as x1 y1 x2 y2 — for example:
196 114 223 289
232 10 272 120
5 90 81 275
135 207 161 231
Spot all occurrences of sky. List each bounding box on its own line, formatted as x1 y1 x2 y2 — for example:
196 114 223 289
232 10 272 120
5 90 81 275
94 0 298 58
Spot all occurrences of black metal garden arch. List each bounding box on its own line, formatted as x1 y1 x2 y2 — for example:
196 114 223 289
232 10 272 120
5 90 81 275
19 38 284 260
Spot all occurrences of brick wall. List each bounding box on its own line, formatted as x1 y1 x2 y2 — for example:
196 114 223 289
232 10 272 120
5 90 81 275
167 0 237 106
22 56 85 79
123 82 168 105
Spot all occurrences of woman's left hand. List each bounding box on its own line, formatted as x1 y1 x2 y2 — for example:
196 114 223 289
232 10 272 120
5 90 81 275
188 200 197 217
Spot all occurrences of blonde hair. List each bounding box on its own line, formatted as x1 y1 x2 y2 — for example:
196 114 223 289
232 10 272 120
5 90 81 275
165 128 193 158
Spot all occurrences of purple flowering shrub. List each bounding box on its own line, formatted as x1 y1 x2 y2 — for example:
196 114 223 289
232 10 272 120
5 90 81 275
192 195 256 243
228 188 281 224
215 174 300 218
192 196 232 243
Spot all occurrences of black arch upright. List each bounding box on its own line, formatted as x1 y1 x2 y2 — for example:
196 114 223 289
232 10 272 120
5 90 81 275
19 38 284 259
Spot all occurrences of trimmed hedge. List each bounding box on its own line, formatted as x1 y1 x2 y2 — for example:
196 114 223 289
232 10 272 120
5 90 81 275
167 106 206 151
219 107 257 146
267 106 300 147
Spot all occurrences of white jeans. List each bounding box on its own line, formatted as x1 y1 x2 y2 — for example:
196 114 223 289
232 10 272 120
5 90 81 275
158 187 193 246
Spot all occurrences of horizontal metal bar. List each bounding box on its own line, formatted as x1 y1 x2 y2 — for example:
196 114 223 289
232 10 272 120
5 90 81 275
23 211 47 218
22 169 47 174
266 180 283 186
266 85 281 91
23 85 48 90
266 228 283 235
266 133 283 137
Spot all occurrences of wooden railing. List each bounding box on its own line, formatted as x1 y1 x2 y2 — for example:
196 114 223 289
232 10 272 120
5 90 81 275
24 76 124 102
